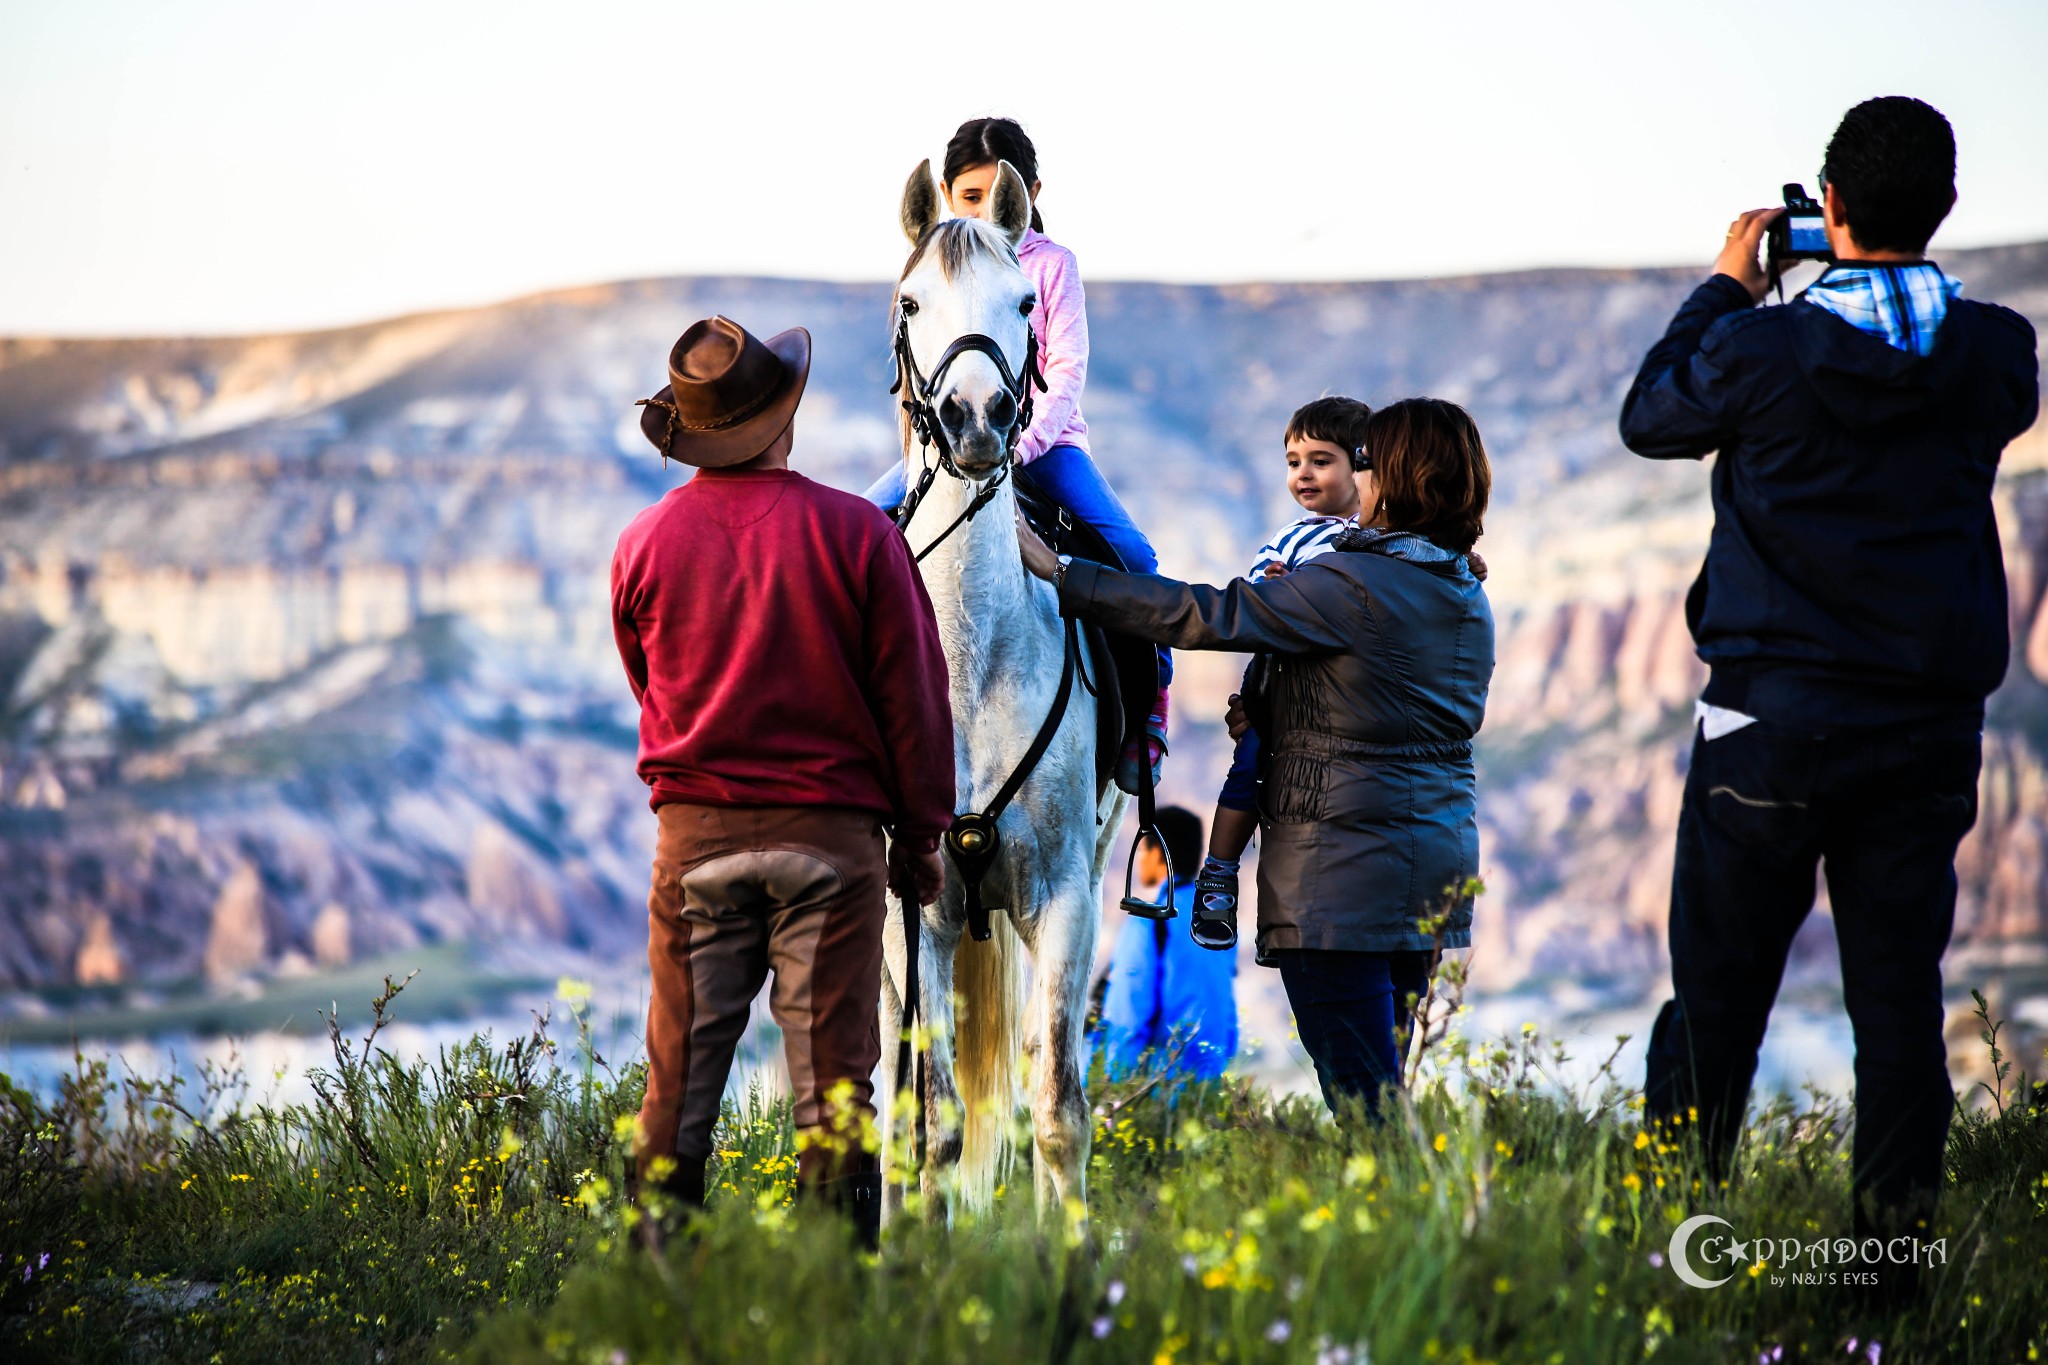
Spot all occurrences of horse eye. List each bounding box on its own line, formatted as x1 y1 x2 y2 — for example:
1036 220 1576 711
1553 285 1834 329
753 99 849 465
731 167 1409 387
1019 297 1036 317
900 298 919 317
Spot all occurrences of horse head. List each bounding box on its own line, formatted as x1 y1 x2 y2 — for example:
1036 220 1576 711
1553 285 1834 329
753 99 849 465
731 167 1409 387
895 158 1037 477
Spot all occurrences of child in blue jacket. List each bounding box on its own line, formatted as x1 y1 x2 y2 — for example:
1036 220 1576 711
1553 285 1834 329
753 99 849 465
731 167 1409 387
1098 806 1238 1080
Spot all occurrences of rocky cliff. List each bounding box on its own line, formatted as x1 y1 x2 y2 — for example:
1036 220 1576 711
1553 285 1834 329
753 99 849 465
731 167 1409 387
2 249 2044 992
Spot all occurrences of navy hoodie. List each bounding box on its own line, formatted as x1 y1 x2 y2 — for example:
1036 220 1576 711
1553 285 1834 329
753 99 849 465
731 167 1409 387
1620 271 2039 727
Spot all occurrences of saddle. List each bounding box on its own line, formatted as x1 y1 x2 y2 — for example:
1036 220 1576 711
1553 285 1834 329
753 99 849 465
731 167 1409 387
1013 484 1159 799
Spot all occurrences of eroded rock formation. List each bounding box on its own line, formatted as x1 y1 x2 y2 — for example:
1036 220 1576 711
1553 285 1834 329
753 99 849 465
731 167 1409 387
2 250 2043 990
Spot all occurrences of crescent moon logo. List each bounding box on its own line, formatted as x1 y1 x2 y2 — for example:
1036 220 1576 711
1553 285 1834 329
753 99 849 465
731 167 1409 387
1669 1213 1735 1289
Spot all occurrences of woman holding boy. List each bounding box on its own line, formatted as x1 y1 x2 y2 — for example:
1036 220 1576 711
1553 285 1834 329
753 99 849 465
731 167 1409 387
1194 396 1378 952
1020 399 1495 1118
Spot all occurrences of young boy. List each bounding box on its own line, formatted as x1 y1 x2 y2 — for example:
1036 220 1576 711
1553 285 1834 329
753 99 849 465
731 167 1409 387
1190 397 1374 951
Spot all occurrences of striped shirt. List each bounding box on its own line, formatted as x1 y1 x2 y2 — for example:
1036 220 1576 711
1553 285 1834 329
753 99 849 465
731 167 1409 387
1248 515 1353 581
1802 262 1962 357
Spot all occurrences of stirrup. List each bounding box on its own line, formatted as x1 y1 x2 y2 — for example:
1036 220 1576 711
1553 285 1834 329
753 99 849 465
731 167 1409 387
1190 871 1238 951
1118 830 1176 920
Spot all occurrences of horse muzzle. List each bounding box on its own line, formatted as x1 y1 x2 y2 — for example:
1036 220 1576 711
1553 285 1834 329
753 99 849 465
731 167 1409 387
938 393 1017 474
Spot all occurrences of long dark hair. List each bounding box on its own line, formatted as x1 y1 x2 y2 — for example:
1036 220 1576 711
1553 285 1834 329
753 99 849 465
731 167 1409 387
943 117 1044 234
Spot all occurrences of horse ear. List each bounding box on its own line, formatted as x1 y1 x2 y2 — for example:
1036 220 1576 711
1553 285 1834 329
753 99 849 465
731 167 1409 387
900 159 941 245
990 160 1032 246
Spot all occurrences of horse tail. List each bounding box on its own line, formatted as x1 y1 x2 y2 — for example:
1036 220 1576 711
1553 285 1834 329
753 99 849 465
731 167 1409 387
951 907 1025 1213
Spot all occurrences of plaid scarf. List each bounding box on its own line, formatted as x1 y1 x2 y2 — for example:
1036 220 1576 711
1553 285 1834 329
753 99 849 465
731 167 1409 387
1802 262 1962 357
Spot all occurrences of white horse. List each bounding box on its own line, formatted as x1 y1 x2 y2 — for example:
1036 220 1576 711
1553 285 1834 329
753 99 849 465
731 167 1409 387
877 158 1127 1219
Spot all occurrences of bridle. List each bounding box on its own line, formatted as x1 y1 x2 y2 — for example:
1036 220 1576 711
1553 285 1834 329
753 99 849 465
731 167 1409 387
888 308 1047 562
889 300 1067 943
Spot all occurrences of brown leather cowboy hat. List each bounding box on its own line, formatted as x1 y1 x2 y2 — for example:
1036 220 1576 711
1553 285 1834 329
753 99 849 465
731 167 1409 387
636 316 811 467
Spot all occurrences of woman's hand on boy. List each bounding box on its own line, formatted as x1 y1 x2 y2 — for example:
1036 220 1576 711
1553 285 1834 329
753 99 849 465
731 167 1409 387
1225 693 1250 742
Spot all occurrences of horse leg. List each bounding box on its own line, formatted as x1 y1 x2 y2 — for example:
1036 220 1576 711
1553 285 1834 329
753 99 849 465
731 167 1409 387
1028 878 1099 1215
919 924 967 1215
877 888 908 1224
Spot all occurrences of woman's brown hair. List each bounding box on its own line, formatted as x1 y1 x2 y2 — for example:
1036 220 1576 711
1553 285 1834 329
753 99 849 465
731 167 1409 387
1364 398 1491 553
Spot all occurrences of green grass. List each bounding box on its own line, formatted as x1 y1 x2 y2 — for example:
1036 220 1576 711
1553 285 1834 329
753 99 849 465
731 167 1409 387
4 974 2046 1364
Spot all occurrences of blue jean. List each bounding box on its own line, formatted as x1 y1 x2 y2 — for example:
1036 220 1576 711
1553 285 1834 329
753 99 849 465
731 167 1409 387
1217 728 1262 812
864 444 1172 686
1273 949 1433 1120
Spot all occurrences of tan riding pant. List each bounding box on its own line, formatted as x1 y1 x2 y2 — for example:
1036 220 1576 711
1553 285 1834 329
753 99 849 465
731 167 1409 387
636 803 887 1185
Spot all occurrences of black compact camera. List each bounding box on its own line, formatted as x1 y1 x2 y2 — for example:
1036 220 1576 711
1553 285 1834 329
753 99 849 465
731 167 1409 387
1764 182 1832 296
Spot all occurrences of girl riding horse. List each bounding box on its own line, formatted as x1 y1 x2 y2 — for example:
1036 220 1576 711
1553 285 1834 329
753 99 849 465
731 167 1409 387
866 116 1171 790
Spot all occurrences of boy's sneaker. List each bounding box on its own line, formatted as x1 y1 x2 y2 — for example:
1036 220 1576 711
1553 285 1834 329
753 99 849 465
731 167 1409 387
1191 867 1239 951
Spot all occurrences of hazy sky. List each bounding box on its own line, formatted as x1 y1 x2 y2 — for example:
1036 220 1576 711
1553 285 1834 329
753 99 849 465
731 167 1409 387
4 0 2046 335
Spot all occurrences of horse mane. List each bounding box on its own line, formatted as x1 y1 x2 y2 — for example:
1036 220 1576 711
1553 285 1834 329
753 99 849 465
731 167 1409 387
897 216 1018 285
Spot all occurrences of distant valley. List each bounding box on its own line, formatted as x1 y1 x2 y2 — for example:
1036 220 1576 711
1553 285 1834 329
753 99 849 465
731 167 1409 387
3 245 2045 1042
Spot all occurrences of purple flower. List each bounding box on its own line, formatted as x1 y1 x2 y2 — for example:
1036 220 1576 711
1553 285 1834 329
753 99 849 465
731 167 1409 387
1647 1251 1665 1268
1106 1280 1125 1306
1267 1320 1292 1344
1867 1347 1882 1365
1846 1341 1858 1355
1182 1254 1198 1276
1092 1316 1112 1339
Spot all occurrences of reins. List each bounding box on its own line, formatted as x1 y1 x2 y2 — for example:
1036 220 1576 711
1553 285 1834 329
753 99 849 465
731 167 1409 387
890 306 1056 1163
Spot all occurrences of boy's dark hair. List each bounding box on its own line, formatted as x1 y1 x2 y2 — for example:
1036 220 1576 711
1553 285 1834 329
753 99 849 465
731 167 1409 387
944 117 1045 234
1140 806 1204 881
1285 396 1374 471
1821 96 1956 254
1364 398 1491 553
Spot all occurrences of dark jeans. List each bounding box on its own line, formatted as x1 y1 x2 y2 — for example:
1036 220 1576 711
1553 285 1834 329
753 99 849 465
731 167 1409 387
1216 726 1262 812
1643 715 1982 1230
1275 949 1435 1118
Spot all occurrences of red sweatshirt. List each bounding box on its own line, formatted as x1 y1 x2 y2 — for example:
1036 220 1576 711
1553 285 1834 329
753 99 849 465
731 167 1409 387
611 468 955 849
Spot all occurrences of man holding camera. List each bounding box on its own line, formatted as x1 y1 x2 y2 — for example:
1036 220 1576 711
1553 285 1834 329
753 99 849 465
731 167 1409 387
1620 97 2038 1241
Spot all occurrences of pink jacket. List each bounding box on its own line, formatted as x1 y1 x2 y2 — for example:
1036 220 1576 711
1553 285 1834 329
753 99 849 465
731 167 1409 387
1016 228 1090 463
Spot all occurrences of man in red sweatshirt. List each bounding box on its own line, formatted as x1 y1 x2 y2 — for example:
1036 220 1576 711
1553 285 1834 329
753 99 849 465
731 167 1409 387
614 315 953 1248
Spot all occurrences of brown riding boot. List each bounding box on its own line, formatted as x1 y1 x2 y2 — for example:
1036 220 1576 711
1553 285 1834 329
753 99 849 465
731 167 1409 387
797 1145 882 1252
632 1152 707 1256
